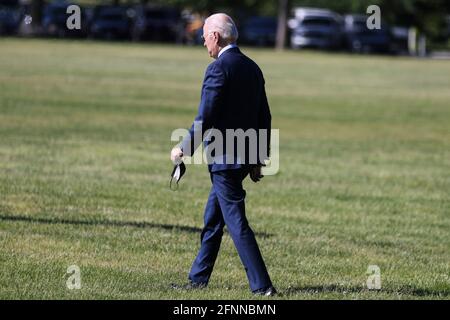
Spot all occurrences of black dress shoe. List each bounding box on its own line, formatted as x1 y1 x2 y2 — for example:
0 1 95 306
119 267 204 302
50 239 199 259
171 281 207 290
253 286 278 297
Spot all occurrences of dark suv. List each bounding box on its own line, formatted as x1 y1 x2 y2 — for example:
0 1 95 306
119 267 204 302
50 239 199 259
0 0 21 35
288 8 343 50
131 6 182 42
89 5 133 40
343 14 391 53
240 16 277 47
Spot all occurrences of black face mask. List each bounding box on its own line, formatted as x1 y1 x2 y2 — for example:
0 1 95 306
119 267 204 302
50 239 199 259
169 162 186 191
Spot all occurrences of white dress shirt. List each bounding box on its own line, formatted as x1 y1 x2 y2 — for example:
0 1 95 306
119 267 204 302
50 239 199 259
218 43 238 58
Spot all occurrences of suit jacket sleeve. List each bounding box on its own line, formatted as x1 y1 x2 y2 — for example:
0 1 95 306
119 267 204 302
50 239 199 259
180 62 226 156
258 77 272 164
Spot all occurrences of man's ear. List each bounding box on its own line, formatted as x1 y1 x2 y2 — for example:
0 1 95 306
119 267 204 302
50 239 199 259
213 32 220 45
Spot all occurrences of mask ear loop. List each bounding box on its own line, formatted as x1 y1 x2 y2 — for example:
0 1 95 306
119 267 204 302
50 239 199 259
170 165 179 191
169 163 182 191
169 177 179 191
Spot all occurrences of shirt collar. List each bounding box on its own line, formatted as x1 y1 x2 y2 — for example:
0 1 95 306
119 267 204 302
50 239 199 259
218 43 237 58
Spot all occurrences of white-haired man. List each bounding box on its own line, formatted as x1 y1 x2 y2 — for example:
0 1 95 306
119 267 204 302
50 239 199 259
171 13 276 296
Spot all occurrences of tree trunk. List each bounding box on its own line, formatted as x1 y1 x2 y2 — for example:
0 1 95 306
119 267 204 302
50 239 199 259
275 0 290 50
30 0 44 26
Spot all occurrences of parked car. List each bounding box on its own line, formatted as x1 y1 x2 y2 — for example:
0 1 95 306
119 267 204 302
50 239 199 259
0 1 21 35
131 5 182 42
343 14 391 53
240 16 277 47
389 26 409 55
89 5 133 40
288 8 343 50
42 2 87 38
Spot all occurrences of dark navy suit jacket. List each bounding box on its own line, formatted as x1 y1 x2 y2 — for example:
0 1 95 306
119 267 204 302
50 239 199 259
181 47 272 172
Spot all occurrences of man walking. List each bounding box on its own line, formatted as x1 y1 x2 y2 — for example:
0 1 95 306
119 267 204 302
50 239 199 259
171 13 276 296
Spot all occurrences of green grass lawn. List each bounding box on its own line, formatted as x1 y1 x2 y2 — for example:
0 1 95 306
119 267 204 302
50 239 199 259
0 38 449 299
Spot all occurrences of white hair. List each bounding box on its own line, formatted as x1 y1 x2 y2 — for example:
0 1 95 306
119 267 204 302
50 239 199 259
205 13 239 44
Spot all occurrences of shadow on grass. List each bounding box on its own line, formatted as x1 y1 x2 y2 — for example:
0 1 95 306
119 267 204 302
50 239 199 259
0 214 273 238
283 284 450 298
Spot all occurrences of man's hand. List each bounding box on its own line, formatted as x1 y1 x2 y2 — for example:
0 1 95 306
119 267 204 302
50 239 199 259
171 147 183 164
249 165 264 183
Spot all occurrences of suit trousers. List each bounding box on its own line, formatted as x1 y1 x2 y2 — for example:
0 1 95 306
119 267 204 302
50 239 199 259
188 167 272 292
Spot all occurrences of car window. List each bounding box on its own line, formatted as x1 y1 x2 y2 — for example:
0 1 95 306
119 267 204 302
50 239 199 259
145 10 178 20
98 9 126 19
247 17 276 27
302 17 334 26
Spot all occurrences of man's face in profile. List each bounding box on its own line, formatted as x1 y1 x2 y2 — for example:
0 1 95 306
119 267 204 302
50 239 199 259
202 24 220 59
